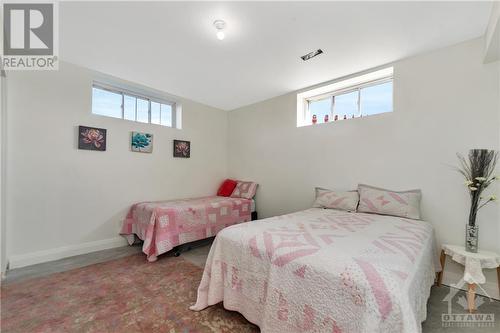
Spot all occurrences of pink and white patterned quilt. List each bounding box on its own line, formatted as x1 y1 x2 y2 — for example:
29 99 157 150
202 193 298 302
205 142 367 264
190 208 439 333
120 196 252 262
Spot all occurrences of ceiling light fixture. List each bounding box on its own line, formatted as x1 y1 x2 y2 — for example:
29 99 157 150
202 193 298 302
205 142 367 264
213 20 226 40
301 49 323 61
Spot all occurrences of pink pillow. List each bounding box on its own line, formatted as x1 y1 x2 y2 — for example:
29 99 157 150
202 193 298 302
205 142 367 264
230 181 258 199
357 184 421 219
312 187 359 212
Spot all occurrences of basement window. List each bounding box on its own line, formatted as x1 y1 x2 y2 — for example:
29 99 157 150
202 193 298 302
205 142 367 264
297 67 393 127
92 83 177 128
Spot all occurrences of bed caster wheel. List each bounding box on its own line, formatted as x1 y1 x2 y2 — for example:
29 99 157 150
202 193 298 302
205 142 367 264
174 251 181 257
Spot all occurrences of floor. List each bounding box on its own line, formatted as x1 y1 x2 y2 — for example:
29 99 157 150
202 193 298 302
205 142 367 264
2 245 143 284
1 248 257 333
3 241 211 284
3 243 500 332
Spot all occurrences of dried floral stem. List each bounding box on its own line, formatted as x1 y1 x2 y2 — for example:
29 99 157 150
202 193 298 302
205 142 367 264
456 149 498 226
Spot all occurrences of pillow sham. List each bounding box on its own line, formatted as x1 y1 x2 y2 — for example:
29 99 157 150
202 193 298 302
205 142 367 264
230 181 258 199
312 187 359 212
217 179 238 197
357 184 422 219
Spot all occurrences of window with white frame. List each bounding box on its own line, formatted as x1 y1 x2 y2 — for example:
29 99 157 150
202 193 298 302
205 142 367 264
92 84 176 127
297 67 393 127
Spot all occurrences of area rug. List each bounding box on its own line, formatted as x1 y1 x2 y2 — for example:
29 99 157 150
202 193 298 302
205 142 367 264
1 254 259 333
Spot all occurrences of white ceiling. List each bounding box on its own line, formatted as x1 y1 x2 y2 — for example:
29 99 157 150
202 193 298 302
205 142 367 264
60 1 493 110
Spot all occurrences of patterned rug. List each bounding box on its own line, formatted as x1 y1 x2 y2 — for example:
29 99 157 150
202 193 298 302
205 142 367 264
1 254 259 332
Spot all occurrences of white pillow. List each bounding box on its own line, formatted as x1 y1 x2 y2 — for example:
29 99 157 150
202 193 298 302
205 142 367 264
313 187 359 212
357 184 421 219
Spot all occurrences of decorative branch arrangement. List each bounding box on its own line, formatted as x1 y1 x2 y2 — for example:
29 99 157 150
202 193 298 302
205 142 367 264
456 149 499 227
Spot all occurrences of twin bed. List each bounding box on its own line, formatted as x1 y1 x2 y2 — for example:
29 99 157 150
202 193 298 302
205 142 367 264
120 196 254 262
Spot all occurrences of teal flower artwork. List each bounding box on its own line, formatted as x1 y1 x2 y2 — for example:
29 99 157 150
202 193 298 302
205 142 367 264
131 132 153 153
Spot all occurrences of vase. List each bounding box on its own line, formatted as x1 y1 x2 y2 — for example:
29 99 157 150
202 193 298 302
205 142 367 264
465 224 479 253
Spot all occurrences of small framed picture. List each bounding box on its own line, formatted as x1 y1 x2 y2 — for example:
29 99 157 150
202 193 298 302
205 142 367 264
173 140 190 158
131 132 153 153
78 126 107 151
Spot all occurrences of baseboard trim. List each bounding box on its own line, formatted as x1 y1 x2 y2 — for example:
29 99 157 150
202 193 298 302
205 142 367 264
8 237 128 269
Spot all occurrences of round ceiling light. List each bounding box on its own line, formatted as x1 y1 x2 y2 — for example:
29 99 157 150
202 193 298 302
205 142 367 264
213 20 226 40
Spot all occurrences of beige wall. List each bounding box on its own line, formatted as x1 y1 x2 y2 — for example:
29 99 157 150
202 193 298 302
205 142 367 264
228 38 500 298
5 61 228 267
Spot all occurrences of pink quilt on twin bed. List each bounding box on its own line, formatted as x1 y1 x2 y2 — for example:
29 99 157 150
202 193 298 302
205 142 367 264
191 208 439 333
120 196 252 262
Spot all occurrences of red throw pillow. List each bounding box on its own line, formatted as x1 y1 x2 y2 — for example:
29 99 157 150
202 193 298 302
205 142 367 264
217 179 238 197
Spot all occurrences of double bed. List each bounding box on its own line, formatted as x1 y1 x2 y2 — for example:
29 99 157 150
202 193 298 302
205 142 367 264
190 208 439 332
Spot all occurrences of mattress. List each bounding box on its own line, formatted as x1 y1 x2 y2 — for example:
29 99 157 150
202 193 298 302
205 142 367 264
191 208 438 333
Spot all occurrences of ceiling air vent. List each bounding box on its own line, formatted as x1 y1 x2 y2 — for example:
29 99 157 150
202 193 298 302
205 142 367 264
301 49 323 61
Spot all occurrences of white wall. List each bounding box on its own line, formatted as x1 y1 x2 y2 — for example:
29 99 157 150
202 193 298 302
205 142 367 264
5 61 228 267
484 1 500 63
228 38 500 298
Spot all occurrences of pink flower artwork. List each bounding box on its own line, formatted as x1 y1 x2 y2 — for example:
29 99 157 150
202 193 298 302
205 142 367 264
78 126 106 151
173 140 190 158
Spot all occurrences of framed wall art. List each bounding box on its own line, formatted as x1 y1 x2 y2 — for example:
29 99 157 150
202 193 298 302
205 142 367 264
173 140 190 158
78 126 107 151
131 132 153 153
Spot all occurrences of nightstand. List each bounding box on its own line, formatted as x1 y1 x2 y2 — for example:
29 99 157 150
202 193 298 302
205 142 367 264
436 244 500 313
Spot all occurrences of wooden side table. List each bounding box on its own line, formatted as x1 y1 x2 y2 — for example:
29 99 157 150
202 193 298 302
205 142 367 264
437 244 500 313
